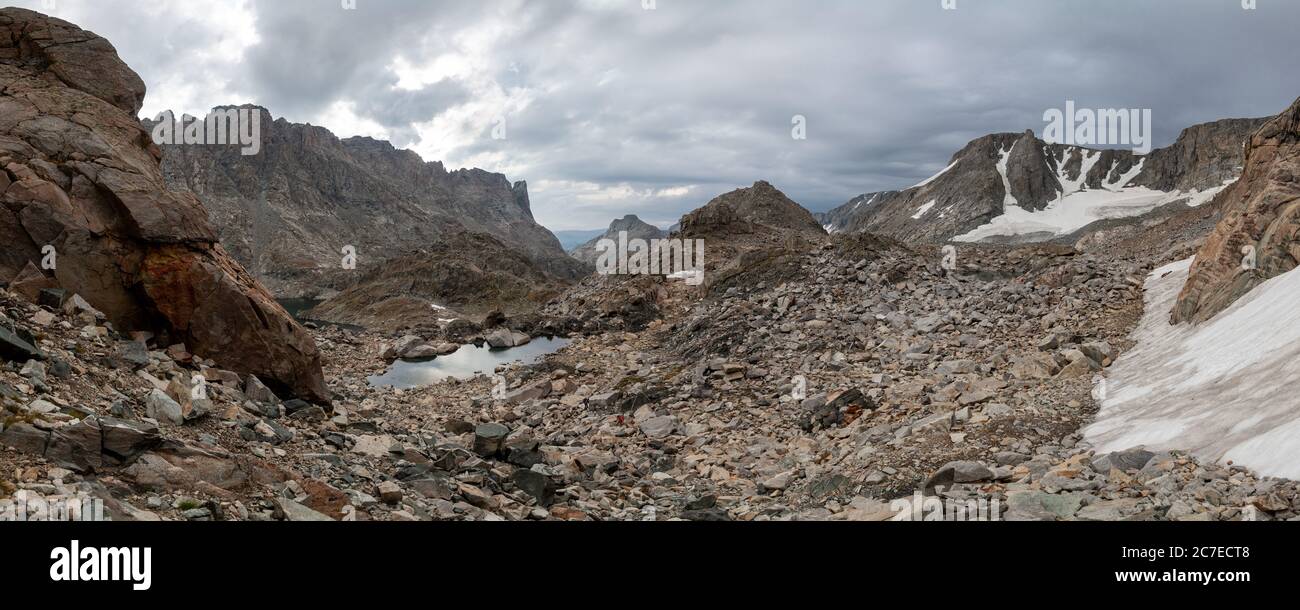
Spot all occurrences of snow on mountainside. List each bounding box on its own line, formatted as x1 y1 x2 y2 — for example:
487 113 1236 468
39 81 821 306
822 117 1266 244
954 146 1235 242
1086 258 1300 479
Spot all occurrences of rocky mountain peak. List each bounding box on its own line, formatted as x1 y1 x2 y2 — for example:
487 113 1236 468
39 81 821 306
679 180 826 240
1134 117 1267 193
610 214 656 231
821 115 1266 244
513 180 532 217
568 214 668 265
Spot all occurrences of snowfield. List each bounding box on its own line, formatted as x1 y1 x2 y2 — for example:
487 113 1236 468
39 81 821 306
1086 258 1300 479
953 186 1172 242
952 150 1225 243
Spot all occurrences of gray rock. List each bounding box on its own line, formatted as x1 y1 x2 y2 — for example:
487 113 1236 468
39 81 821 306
19 359 46 384
485 329 517 348
144 389 185 426
1079 341 1115 366
25 399 58 414
62 294 105 320
276 498 334 522
46 418 104 472
1076 497 1146 521
1010 352 1060 380
244 375 280 405
913 314 944 333
1092 448 1156 473
588 392 619 410
502 381 550 405
923 461 995 492
99 418 161 464
383 335 423 359
0 423 49 456
1005 491 1082 521
473 423 510 457
112 340 150 370
639 415 678 439
0 325 45 363
511 469 557 506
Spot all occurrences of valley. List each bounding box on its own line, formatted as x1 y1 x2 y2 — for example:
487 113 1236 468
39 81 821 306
2 6 1299 524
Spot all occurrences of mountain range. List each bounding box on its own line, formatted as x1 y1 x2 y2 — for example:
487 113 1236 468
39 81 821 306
7 6 1300 524
152 109 587 299
820 118 1266 245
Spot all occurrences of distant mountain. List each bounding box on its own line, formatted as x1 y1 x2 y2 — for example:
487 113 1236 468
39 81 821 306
677 181 827 275
680 181 826 240
822 117 1267 244
554 229 609 251
569 215 667 265
152 108 587 298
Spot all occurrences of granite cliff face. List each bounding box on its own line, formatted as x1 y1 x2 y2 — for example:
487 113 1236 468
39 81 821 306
1172 97 1300 324
0 8 326 401
154 111 586 298
822 118 1266 243
569 215 667 265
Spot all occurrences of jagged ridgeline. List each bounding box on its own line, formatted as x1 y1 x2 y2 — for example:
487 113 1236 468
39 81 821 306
820 119 1266 245
148 107 589 307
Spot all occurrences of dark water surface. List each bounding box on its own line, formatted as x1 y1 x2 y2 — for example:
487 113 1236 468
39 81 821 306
368 337 571 389
278 298 324 320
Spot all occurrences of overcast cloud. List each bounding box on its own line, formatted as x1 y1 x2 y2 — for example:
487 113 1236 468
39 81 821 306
11 0 1300 230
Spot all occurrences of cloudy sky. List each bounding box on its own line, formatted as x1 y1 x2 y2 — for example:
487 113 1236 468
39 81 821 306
12 0 1300 230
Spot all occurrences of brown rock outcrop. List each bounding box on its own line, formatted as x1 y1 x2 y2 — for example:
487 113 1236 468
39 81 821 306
0 8 326 401
678 180 826 242
1172 97 1300 324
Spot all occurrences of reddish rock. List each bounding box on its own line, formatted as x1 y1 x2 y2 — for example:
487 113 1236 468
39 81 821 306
8 261 56 303
0 8 326 401
298 478 351 520
1173 97 1300 324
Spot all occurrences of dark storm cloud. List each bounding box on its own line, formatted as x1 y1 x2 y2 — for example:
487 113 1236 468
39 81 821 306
11 0 1300 229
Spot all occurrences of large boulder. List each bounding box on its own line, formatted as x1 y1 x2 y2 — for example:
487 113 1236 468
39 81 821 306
0 8 326 401
1173 96 1300 324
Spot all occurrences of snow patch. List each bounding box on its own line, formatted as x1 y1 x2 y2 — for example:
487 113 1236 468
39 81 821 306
911 161 959 190
1086 259 1300 479
1173 178 1238 208
995 143 1019 208
854 193 878 211
953 186 1171 242
1108 158 1146 188
1054 148 1101 197
912 200 937 220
